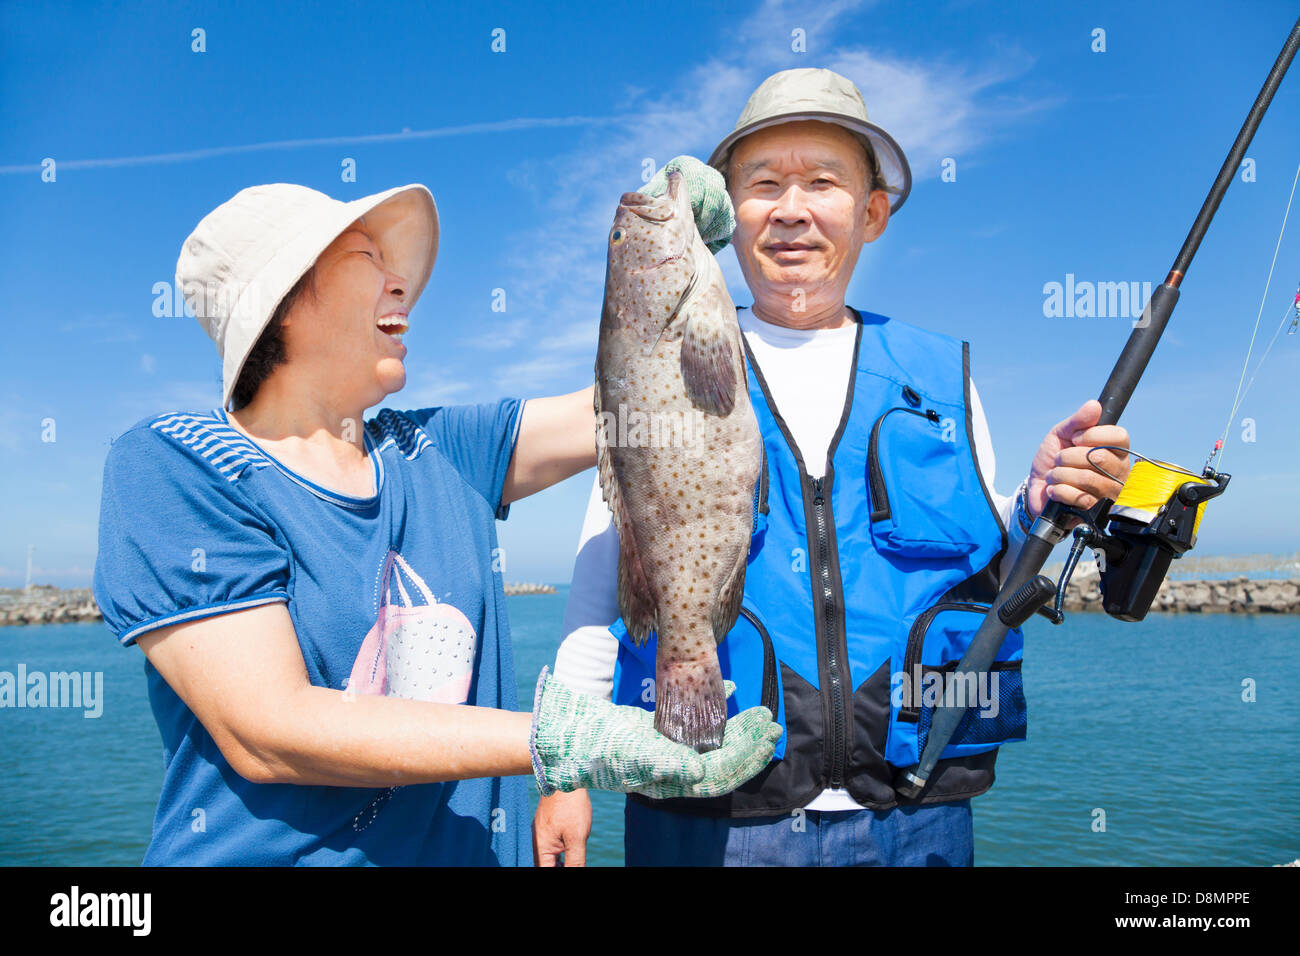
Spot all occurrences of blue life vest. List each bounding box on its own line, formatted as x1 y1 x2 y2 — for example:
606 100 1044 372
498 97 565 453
608 308 1027 814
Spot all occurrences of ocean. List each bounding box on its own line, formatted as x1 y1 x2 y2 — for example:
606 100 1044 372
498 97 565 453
1 586 1296 866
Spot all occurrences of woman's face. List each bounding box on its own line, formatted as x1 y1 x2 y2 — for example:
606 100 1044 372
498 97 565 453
282 217 412 410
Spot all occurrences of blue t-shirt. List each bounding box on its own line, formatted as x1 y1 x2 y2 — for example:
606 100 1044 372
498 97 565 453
92 399 530 866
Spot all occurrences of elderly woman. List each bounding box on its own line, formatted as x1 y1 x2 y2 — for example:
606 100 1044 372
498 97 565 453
93 182 779 866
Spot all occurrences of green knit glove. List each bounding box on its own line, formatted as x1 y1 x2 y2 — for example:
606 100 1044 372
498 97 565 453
639 155 736 253
530 667 781 799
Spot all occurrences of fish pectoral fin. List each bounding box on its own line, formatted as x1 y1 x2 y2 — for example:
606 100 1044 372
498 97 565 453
712 540 748 643
616 520 657 647
680 295 741 417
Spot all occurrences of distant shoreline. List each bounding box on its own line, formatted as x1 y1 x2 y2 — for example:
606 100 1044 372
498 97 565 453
4 575 1299 628
0 581 559 628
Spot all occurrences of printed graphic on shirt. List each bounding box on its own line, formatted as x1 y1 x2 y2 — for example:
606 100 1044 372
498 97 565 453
345 549 479 832
346 550 478 705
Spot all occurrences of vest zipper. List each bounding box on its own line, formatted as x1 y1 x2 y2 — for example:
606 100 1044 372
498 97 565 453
898 600 990 722
811 474 849 788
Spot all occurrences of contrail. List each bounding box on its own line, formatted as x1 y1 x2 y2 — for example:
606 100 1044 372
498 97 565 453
0 114 641 175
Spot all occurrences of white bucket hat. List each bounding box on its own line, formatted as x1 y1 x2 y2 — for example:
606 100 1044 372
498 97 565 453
708 67 912 213
176 182 439 409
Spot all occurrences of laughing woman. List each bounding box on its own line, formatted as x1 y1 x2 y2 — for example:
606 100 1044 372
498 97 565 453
93 183 778 866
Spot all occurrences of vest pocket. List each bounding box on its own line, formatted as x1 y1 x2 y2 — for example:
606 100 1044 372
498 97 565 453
913 660 1025 758
867 405 983 558
608 603 787 760
887 603 1026 766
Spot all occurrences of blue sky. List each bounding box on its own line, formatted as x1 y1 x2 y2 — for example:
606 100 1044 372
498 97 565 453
2 0 1298 587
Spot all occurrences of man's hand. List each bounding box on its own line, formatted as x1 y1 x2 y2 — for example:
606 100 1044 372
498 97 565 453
533 789 592 867
638 156 736 252
1026 399 1131 524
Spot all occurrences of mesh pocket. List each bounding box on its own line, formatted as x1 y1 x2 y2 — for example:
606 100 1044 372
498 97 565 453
916 661 1026 753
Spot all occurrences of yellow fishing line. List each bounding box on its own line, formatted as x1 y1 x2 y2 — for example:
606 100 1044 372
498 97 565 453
1113 460 1210 537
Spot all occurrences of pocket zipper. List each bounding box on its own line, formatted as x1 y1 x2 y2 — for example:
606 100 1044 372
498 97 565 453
738 606 779 718
898 600 990 722
868 406 940 523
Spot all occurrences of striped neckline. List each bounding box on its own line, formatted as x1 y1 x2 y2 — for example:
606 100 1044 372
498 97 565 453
216 408 385 510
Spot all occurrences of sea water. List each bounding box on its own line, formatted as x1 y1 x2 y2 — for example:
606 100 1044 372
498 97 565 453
1 588 1295 866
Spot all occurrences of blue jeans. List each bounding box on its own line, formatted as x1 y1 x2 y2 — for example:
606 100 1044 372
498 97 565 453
624 798 974 866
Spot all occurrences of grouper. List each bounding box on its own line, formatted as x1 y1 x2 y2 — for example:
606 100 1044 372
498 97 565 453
594 170 763 752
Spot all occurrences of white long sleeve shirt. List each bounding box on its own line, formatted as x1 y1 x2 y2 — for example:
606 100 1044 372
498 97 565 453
554 307 1029 812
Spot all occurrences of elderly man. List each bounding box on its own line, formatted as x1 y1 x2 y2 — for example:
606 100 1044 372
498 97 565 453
535 68 1131 866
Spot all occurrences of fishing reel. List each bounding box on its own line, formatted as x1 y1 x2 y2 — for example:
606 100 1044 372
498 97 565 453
1031 450 1231 624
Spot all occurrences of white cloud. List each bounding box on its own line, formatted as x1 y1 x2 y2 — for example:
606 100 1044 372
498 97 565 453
459 316 534 350
484 0 1050 397
0 114 635 176
393 376 475 410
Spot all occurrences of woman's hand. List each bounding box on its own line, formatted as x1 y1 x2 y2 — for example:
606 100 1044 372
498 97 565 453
529 670 782 799
501 385 596 505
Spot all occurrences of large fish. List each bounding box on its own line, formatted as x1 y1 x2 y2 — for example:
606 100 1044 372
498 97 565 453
594 170 762 752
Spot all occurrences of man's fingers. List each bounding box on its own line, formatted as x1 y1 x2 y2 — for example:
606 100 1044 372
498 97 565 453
1068 423 1129 449
563 840 587 867
1055 446 1130 483
533 828 560 867
1048 462 1125 497
1052 399 1101 441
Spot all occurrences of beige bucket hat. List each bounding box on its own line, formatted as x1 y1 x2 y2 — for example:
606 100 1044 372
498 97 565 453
176 183 439 409
708 67 912 213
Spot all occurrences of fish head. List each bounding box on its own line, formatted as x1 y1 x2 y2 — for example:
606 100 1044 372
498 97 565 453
602 169 698 347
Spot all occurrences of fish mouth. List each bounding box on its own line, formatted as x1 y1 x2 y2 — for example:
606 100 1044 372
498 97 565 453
618 191 675 222
629 252 685 273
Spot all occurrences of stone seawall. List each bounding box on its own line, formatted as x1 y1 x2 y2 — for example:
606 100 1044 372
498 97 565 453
2 573 1293 627
0 587 101 626
1 581 558 627
1057 565 1300 614
502 582 557 596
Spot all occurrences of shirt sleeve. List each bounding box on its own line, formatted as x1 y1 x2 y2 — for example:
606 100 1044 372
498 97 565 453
552 474 621 699
969 381 1030 587
970 381 1027 533
404 398 524 520
92 425 292 647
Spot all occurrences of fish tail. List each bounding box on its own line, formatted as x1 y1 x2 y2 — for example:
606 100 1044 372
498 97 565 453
654 656 727 753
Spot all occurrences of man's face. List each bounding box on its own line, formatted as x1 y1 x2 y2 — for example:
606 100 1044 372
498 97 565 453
727 120 890 323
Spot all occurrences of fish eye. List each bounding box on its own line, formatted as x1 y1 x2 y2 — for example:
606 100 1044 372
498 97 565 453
611 229 626 245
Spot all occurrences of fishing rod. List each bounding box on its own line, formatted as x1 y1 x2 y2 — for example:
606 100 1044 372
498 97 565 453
897 13 1300 800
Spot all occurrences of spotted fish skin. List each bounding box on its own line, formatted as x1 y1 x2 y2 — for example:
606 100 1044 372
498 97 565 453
595 170 761 752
